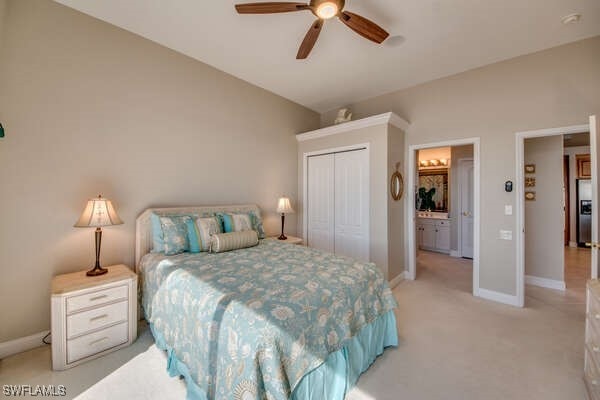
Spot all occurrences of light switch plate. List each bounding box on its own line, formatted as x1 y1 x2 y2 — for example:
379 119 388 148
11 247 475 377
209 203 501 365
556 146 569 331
500 230 513 240
505 205 513 216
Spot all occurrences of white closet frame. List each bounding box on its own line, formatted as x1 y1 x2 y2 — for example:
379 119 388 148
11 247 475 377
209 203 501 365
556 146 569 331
302 143 370 258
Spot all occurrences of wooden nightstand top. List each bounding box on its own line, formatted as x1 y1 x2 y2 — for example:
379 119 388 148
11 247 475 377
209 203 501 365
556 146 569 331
52 264 136 295
267 235 304 245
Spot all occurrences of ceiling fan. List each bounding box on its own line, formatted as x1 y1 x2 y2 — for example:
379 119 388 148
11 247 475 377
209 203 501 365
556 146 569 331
235 1 389 59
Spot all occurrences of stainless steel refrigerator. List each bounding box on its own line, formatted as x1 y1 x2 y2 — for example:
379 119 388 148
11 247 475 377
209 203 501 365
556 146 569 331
577 179 592 247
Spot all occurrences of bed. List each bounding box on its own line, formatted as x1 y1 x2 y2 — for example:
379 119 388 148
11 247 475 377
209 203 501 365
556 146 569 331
136 205 398 400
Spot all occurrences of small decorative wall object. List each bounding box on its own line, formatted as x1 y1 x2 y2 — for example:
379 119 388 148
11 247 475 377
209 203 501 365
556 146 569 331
390 163 404 201
0 122 4 138
505 181 513 192
525 191 536 201
524 164 536 174
525 177 536 187
334 108 352 125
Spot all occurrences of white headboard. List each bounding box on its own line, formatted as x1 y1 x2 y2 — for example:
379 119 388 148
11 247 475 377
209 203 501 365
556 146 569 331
135 204 262 269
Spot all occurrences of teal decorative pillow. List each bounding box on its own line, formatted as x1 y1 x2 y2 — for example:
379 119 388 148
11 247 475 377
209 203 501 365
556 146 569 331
160 215 192 255
151 212 198 253
219 213 253 233
186 218 201 253
150 213 165 253
194 216 223 252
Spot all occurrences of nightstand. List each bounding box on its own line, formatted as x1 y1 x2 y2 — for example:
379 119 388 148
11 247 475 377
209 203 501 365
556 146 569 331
268 235 304 245
51 264 137 370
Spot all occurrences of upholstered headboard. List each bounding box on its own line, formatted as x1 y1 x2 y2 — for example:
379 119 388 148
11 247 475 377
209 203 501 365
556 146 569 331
135 204 262 269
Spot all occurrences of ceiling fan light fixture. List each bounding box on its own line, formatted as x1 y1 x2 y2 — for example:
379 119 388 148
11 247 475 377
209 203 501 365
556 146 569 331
316 2 338 19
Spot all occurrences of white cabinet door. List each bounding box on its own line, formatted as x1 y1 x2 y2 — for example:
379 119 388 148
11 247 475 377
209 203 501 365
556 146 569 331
459 159 475 258
436 225 451 251
307 154 335 253
422 224 436 249
334 150 369 262
416 223 423 247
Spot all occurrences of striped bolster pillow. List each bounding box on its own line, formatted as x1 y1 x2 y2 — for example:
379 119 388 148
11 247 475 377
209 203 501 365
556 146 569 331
210 230 259 253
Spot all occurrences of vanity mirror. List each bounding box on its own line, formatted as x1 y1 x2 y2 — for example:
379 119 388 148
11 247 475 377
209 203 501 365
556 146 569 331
417 168 449 212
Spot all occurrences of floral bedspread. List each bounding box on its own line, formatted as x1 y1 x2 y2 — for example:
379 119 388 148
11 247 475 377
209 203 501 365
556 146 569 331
140 240 397 400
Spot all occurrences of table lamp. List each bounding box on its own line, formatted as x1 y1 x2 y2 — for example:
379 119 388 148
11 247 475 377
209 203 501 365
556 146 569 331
74 195 123 276
276 197 295 240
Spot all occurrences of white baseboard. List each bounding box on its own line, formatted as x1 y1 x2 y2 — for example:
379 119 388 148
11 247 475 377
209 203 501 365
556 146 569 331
569 241 578 248
0 331 48 359
389 272 405 289
477 288 520 307
450 250 461 258
525 275 566 291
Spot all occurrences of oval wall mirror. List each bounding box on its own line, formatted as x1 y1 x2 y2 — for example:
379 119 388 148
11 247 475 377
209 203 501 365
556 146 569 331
391 171 404 201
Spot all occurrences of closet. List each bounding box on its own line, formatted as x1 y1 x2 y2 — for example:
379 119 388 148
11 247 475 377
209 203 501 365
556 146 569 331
306 148 369 262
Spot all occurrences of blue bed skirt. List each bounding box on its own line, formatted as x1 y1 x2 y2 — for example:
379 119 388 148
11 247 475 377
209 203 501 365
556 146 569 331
151 310 398 400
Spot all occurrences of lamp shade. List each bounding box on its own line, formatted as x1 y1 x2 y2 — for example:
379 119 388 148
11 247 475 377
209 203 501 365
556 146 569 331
74 195 123 227
277 197 295 214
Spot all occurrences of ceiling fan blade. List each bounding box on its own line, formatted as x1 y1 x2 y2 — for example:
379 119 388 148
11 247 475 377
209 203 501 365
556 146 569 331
235 2 309 14
339 11 389 44
297 19 323 59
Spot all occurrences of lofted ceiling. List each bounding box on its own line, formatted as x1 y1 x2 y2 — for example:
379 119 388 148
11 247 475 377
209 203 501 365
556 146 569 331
54 0 600 113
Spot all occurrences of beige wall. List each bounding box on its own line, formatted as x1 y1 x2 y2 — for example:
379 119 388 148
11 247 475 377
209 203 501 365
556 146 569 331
449 145 474 252
297 123 405 280
387 125 406 280
321 36 600 296
524 136 564 281
0 0 319 342
0 0 6 54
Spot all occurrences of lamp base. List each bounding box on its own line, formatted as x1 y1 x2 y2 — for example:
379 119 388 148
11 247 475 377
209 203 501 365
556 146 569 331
87 227 107 277
86 266 108 277
278 213 287 240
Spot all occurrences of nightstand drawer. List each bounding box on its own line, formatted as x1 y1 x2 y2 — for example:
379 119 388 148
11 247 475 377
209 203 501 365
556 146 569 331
67 300 128 339
66 285 128 314
67 322 128 364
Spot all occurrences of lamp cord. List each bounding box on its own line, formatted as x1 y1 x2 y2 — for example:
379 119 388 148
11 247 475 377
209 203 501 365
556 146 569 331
42 332 51 345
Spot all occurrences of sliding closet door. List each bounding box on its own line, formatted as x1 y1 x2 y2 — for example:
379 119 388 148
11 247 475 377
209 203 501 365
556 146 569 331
334 150 369 262
307 154 335 253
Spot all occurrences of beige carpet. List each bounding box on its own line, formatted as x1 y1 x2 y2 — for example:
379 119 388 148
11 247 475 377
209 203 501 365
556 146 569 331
0 251 587 399
74 345 185 400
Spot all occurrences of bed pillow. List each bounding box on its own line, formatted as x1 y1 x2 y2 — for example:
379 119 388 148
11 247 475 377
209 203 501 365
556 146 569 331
193 216 223 252
185 218 201 253
219 212 265 238
159 215 194 255
210 230 259 253
249 212 266 239
150 213 165 253
219 213 253 233
151 212 197 253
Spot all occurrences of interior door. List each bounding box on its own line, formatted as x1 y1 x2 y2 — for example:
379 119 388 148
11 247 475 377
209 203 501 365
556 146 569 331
460 159 475 259
334 150 369 262
307 154 335 253
591 115 599 279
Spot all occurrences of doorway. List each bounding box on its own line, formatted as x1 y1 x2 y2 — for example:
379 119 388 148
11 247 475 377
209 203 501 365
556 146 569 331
407 138 481 297
516 119 597 307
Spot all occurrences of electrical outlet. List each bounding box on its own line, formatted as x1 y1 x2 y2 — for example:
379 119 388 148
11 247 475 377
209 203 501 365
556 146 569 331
500 230 512 240
505 205 513 216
